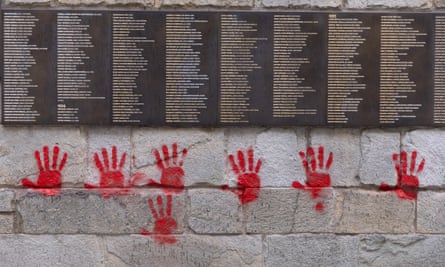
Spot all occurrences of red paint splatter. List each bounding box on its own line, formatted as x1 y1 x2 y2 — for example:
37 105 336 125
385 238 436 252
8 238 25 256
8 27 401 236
21 145 68 197
222 148 262 205
380 151 424 200
293 146 332 212
147 143 187 194
84 146 132 198
140 194 177 245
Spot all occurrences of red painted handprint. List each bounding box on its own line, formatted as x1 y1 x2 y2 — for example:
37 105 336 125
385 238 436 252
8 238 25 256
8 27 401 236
140 194 177 245
85 146 130 198
222 148 262 205
21 145 68 196
148 143 187 193
293 146 332 211
380 151 424 200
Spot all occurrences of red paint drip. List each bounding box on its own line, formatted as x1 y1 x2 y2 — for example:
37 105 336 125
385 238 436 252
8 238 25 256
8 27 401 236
380 150 424 200
223 148 262 205
84 146 132 198
293 146 332 211
148 143 187 194
21 145 68 197
141 194 178 245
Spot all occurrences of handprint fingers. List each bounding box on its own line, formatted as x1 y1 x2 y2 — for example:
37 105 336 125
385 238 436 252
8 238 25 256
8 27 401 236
237 150 246 172
228 154 240 175
43 146 50 170
52 146 59 170
162 145 170 167
58 152 68 172
153 144 187 170
148 198 159 220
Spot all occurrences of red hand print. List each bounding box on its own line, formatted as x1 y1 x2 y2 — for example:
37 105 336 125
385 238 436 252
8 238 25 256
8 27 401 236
222 148 262 205
140 194 177 245
148 143 187 193
380 151 424 200
293 146 332 212
85 146 130 198
21 145 68 196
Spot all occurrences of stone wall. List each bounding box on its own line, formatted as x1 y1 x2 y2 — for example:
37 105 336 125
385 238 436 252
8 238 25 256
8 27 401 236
2 0 445 266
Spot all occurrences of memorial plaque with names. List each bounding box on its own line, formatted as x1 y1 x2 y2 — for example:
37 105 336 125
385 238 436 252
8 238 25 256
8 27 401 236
1 10 443 127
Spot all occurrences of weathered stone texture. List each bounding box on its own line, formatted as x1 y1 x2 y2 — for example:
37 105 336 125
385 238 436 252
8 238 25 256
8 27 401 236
246 188 298 233
335 189 415 233
265 234 358 267
310 128 361 186
104 235 262 266
359 130 400 186
0 190 15 212
402 129 445 186
259 0 342 8
161 0 253 7
256 128 306 187
188 189 242 234
57 0 154 5
17 189 185 234
0 235 103 266
132 128 225 187
293 188 336 233
417 191 445 233
0 215 14 233
347 0 432 8
0 127 87 186
359 235 445 266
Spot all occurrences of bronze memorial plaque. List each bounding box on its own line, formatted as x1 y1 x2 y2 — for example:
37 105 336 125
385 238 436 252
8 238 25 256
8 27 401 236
0 10 442 126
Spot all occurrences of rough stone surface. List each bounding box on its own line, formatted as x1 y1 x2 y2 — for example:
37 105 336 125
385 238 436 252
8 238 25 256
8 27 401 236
0 215 14 234
335 189 415 233
161 0 253 7
259 0 342 7
246 188 298 233
86 127 131 188
4 0 50 4
359 235 445 266
58 0 154 5
188 189 242 234
132 128 225 187
436 0 445 7
17 189 185 234
359 130 400 186
0 126 87 186
0 235 103 266
417 191 445 233
402 129 445 186
265 234 359 267
104 235 262 266
256 128 306 187
347 0 432 8
0 190 15 212
293 188 336 233
310 128 361 186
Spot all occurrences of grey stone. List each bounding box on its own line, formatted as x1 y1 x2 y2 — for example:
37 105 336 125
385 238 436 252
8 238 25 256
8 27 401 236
0 235 102 267
104 234 262 266
310 128 361 186
5 0 50 4
360 130 400 186
58 0 154 4
402 129 445 186
86 127 132 188
417 191 445 233
246 188 298 233
0 215 14 233
335 189 415 233
359 234 445 266
436 0 445 7
161 0 253 7
17 189 185 234
256 128 306 187
0 190 15 212
132 128 225 187
0 126 87 186
188 189 242 234
259 0 342 7
293 188 336 233
265 234 358 267
347 0 432 8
